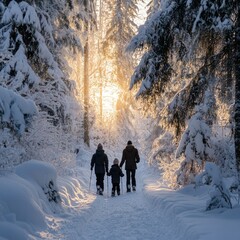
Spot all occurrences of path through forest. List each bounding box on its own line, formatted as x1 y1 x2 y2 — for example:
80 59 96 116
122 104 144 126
45 160 188 240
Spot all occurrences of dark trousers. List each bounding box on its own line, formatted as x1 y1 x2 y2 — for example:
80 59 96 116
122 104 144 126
126 169 136 188
112 183 120 195
96 173 104 191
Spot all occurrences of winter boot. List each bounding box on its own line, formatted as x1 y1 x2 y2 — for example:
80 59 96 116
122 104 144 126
111 191 115 197
127 185 131 192
132 186 136 191
97 185 100 195
99 188 103 195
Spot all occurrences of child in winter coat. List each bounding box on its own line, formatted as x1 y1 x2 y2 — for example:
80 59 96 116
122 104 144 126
108 158 124 197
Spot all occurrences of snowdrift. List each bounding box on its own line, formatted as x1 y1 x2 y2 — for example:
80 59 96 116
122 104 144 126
144 181 240 240
0 160 63 239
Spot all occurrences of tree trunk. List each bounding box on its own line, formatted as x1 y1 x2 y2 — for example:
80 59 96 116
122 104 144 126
234 6 240 171
99 69 103 120
99 0 103 121
83 0 90 146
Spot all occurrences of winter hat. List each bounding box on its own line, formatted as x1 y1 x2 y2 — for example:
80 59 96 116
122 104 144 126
127 140 132 145
113 158 119 164
97 143 103 150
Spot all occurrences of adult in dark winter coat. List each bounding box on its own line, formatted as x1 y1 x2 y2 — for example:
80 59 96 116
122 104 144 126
120 140 140 192
108 158 124 197
91 143 109 195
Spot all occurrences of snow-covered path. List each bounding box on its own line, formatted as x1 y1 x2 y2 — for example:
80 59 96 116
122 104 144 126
75 189 174 240
52 162 185 240
2 150 240 239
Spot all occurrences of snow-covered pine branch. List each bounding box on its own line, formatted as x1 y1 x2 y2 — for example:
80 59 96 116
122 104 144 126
0 86 38 135
0 45 40 95
127 1 176 97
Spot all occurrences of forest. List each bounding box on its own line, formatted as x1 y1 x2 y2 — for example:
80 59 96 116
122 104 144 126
0 0 240 212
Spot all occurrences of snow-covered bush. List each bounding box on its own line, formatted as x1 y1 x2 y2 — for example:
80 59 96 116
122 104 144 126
0 128 25 170
15 160 61 204
19 116 80 175
148 131 179 188
176 111 214 186
195 162 232 210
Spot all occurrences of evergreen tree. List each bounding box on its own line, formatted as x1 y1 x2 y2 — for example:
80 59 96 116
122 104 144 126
128 0 240 183
0 0 71 125
103 0 138 88
0 0 88 166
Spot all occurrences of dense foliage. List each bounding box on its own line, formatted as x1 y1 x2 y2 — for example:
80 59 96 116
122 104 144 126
128 0 240 196
0 0 88 169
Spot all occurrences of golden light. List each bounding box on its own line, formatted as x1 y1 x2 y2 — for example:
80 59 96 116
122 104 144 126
91 81 121 122
101 83 121 118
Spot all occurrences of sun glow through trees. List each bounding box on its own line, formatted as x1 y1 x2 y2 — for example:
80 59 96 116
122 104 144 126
101 83 121 118
91 81 121 122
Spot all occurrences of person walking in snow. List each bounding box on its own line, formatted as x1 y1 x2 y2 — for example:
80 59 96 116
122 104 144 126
120 140 140 192
91 143 109 195
108 158 124 197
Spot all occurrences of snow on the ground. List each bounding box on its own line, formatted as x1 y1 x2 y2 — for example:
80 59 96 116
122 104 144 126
1 150 240 240
0 160 59 240
53 161 185 240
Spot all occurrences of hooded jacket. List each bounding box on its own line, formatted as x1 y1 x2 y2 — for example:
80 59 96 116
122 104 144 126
120 145 140 170
91 149 108 174
108 164 124 184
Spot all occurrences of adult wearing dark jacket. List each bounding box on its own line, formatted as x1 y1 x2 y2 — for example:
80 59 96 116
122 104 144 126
120 140 140 192
91 143 109 195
